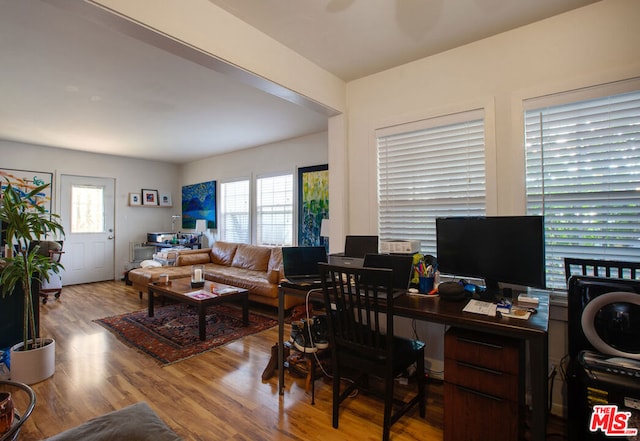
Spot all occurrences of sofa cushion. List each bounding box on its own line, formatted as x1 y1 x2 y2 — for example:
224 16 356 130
203 264 276 298
231 244 271 271
267 247 282 272
45 402 182 441
128 266 192 287
176 252 211 266
210 241 238 265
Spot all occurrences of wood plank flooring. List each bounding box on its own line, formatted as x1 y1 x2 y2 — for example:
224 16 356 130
10 281 566 440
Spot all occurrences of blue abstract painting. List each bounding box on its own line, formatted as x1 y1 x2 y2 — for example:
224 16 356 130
182 180 217 229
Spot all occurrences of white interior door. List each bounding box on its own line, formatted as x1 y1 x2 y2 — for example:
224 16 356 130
60 175 115 285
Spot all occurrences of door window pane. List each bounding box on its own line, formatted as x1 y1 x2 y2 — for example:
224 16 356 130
71 185 104 233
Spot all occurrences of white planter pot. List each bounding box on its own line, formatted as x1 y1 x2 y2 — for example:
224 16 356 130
9 338 55 384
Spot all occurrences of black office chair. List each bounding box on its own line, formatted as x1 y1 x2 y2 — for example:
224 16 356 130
564 257 640 284
319 263 425 441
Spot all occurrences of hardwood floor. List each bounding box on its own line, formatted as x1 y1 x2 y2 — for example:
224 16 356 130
10 281 566 440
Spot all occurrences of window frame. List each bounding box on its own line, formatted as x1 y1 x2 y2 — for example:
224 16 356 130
523 77 640 291
255 172 294 247
219 178 251 244
375 107 488 256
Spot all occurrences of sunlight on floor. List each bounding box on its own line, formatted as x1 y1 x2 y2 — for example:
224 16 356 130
68 332 107 386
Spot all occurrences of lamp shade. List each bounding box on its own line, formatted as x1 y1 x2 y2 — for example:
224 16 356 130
320 219 330 237
195 219 207 233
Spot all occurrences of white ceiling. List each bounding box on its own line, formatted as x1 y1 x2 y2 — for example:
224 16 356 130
0 0 598 164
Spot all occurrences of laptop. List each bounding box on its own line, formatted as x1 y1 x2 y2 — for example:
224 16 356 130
362 253 414 296
329 235 378 267
281 246 328 286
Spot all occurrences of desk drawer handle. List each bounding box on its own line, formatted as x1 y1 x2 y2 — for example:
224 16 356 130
457 361 503 376
457 385 503 402
457 336 503 350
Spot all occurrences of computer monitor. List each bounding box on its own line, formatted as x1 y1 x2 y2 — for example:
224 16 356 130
282 246 328 279
362 253 414 291
435 216 546 296
344 235 378 258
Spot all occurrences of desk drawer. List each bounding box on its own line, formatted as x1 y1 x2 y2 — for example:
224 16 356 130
444 382 520 441
445 327 520 374
444 357 519 401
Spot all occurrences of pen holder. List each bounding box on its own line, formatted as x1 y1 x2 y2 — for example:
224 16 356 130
419 276 434 294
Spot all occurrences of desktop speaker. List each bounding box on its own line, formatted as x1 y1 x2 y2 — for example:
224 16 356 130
438 281 467 301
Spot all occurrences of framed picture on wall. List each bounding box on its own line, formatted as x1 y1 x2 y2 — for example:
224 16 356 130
298 164 329 248
159 192 172 206
0 168 53 214
129 193 141 206
181 180 216 229
142 189 159 206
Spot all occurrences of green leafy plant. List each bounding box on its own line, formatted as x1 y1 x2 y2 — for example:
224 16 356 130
0 180 64 350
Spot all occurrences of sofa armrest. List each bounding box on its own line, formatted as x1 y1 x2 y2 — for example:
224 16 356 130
268 268 281 284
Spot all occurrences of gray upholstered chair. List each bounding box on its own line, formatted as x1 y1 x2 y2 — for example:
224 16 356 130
33 241 64 304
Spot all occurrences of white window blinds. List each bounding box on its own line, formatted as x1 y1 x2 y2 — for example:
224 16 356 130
220 180 250 244
524 79 640 290
376 109 486 254
256 173 293 246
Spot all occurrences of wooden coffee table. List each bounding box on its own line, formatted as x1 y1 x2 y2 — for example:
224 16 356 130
147 277 249 341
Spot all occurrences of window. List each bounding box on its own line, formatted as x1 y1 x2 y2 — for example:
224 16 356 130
220 179 250 243
256 174 293 246
376 109 486 254
71 185 104 233
524 79 640 290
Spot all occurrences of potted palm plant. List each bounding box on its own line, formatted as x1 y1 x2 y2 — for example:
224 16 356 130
0 180 64 384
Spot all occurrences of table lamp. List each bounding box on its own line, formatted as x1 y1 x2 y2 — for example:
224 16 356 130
195 219 207 245
320 218 329 248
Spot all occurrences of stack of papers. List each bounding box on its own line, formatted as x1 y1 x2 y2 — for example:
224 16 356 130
463 299 531 320
463 299 497 316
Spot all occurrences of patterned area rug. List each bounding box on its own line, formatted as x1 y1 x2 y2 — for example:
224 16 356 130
95 303 276 366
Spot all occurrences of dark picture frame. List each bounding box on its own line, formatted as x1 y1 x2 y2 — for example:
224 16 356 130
297 164 329 247
142 189 159 206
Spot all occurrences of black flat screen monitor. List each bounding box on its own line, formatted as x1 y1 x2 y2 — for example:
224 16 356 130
282 246 328 279
362 253 414 290
436 216 546 295
344 235 378 258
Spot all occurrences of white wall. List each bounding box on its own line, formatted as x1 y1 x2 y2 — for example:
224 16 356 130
0 140 180 279
93 0 346 114
346 0 640 231
344 0 640 415
0 132 327 275
180 132 328 243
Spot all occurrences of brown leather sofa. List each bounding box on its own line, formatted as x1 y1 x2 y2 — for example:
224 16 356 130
127 241 303 309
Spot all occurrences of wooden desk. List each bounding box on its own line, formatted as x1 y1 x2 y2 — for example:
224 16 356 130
277 285 549 441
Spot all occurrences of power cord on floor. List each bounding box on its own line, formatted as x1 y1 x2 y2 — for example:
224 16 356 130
293 287 358 397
